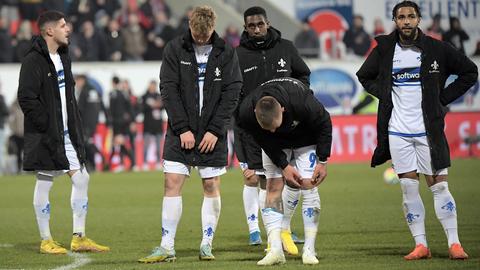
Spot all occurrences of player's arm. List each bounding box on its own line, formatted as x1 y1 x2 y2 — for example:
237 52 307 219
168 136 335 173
288 41 311 87
160 41 190 136
439 43 478 106
17 57 49 132
356 47 381 99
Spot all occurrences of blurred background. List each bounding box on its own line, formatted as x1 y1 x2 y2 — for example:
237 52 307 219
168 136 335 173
0 0 478 174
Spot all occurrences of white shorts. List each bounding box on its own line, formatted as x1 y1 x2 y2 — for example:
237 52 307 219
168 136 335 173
389 135 448 176
262 145 317 179
163 160 226 179
37 133 81 178
239 162 265 176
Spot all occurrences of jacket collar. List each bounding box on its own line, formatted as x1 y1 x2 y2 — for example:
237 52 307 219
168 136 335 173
181 30 225 54
240 26 281 50
28 35 69 58
375 28 427 53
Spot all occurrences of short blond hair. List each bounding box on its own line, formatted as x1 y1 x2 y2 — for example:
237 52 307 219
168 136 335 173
189 6 216 34
255 96 282 129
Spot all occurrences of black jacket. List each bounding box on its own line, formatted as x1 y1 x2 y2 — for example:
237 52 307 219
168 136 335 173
236 27 310 98
18 36 86 171
141 91 164 134
77 82 106 138
237 77 332 169
234 27 310 168
109 89 133 135
356 29 478 169
160 30 242 166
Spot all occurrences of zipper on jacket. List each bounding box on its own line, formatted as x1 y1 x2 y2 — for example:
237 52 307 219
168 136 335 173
262 50 268 78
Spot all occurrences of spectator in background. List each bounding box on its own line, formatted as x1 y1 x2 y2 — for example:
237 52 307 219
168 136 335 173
123 79 139 169
443 17 469 55
118 0 151 30
75 74 107 172
18 0 44 21
141 80 164 170
67 21 82 60
78 20 107 61
9 98 24 174
104 18 123 61
121 13 146 61
13 21 33 62
426 14 444 40
92 0 121 18
176 6 193 35
294 20 319 58
0 16 13 63
109 76 134 171
144 10 175 60
0 84 9 174
343 14 371 57
223 24 240 48
373 18 385 36
140 0 171 23
68 0 96 30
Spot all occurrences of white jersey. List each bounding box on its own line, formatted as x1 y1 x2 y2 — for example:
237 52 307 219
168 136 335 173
194 44 212 116
389 43 426 137
50 53 68 132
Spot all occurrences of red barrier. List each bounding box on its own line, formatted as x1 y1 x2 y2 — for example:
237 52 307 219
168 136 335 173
92 112 480 170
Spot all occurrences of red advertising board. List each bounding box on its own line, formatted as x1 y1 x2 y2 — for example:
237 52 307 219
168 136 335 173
329 112 480 163
93 112 480 171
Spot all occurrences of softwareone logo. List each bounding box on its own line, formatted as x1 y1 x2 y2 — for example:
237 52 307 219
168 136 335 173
395 71 420 80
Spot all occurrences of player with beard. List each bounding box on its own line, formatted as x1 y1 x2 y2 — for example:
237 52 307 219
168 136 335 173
235 6 310 253
357 0 477 260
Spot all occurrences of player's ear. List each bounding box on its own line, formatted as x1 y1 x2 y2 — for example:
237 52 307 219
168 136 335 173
280 107 285 112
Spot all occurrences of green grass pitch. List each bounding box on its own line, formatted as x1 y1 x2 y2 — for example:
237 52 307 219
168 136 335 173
0 159 479 269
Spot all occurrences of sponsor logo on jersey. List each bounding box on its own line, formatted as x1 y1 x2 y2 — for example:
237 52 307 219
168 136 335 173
244 66 258 73
392 67 421 86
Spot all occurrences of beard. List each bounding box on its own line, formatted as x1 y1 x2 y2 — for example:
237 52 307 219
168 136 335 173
399 27 417 43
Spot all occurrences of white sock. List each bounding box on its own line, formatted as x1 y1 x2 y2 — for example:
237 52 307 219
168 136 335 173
201 196 221 247
160 196 182 250
281 185 300 231
243 185 260 233
302 187 320 251
33 180 53 240
71 170 89 236
262 207 283 252
400 178 427 247
430 181 460 247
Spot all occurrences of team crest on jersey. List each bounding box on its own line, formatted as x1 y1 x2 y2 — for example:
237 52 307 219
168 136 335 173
277 58 288 72
213 67 222 81
429 60 440 73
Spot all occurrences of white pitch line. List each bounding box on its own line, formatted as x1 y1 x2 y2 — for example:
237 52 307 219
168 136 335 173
0 243 14 248
51 252 92 270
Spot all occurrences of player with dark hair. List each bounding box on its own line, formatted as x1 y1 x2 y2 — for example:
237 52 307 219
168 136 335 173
18 10 109 254
357 0 477 260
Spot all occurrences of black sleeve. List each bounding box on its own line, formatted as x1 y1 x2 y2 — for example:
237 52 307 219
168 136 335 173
352 94 374 114
288 41 311 86
160 41 191 135
17 57 49 132
440 43 478 105
356 47 381 98
206 48 242 137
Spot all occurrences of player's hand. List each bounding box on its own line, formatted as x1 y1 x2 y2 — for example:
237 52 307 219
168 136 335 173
243 169 255 179
180 131 195 149
310 163 327 187
282 165 302 188
198 132 218 153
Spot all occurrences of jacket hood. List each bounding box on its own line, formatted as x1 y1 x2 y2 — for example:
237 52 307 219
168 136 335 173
240 26 282 50
181 30 225 52
27 35 69 58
